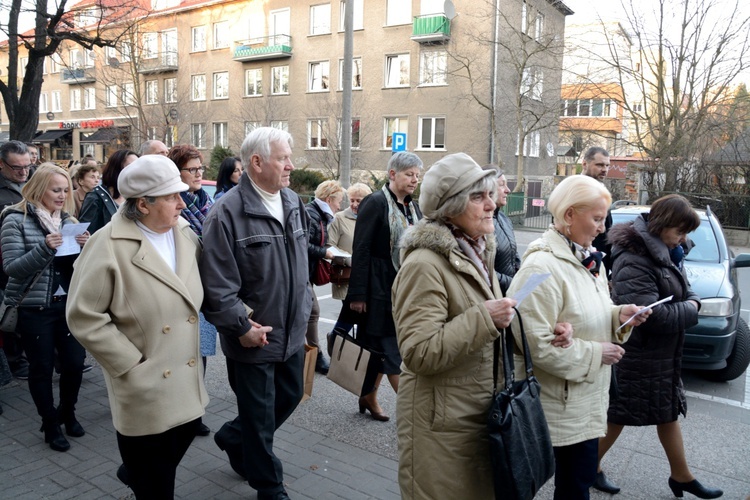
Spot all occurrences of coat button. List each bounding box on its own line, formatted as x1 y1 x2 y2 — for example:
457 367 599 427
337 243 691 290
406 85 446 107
188 358 196 367
188 315 197 324
163 370 171 378
162 325 171 334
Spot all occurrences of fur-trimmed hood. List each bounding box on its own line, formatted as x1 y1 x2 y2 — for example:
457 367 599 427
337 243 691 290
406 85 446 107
608 216 693 268
399 219 496 263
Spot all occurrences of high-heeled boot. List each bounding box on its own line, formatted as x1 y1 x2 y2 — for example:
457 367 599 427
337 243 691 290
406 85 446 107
668 477 723 499
358 391 389 421
58 406 85 437
41 418 70 452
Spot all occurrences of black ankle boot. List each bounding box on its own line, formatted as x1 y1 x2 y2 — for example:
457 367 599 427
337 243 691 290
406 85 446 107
58 407 85 437
41 420 70 452
315 351 329 375
668 478 723 499
593 471 621 494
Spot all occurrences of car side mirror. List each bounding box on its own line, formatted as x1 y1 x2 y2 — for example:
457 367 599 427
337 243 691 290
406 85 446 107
732 253 750 269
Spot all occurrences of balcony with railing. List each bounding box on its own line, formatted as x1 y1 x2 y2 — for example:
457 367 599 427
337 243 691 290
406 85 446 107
60 67 96 84
411 14 451 43
233 35 293 62
137 51 179 74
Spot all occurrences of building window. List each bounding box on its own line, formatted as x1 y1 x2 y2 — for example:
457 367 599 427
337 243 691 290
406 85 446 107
164 78 177 103
419 50 447 86
147 127 158 140
213 21 229 49
165 125 176 147
560 99 617 117
384 117 408 148
122 82 136 106
308 119 328 149
142 33 158 59
272 66 289 95
42 58 47 75
339 57 362 90
213 122 228 147
192 74 206 101
419 117 446 149
535 12 544 41
271 121 288 131
121 42 132 62
516 130 541 157
310 4 331 35
145 80 159 104
213 72 229 99
521 1 529 35
521 67 543 100
339 0 364 31
20 57 28 77
51 91 62 112
308 61 330 92
39 93 48 113
633 101 644 113
192 26 206 52
385 54 410 87
338 118 361 148
245 69 263 96
191 123 206 148
84 88 96 110
105 85 118 107
49 54 62 73
70 89 82 111
245 121 261 135
386 0 411 26
69 49 81 69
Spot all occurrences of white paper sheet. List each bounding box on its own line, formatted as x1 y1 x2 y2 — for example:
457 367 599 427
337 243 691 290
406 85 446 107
328 247 351 258
616 295 673 331
511 272 551 306
56 223 90 256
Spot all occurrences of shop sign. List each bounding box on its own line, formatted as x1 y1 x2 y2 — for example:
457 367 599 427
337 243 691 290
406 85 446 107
58 119 115 130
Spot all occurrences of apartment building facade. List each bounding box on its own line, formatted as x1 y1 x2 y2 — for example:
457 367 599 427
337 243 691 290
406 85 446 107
1 0 571 187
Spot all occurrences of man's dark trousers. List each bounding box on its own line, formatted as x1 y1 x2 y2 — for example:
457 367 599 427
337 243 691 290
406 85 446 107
219 347 304 495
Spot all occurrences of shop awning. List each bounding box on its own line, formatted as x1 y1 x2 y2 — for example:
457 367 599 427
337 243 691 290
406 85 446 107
34 129 72 143
79 127 128 143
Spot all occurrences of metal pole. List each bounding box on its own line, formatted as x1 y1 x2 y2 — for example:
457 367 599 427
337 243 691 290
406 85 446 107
340 0 354 188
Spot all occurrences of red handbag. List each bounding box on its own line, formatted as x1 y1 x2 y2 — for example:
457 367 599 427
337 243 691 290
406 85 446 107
311 220 332 286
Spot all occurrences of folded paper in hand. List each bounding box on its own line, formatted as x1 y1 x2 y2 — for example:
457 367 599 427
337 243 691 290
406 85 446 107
616 295 673 331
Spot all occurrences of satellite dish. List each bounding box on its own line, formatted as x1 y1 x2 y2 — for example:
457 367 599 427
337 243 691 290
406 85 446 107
109 58 120 68
444 0 457 20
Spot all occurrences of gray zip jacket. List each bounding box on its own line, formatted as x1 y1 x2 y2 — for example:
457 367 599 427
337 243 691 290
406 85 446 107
200 174 312 364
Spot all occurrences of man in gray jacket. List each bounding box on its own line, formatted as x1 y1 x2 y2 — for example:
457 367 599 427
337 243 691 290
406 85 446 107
200 127 311 500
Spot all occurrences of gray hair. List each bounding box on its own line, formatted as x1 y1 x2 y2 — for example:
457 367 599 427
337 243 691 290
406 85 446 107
139 140 163 156
240 127 293 168
482 163 504 177
432 175 497 225
347 182 372 199
387 151 423 173
0 140 29 163
122 196 158 221
583 147 609 162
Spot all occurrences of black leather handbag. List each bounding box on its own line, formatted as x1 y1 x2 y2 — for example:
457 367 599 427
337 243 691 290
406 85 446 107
487 309 555 500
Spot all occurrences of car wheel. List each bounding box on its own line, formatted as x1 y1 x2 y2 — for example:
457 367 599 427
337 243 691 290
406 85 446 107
706 318 750 382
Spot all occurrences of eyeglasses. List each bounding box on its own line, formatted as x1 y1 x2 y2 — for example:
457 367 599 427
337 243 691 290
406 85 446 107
180 166 205 176
1 160 32 172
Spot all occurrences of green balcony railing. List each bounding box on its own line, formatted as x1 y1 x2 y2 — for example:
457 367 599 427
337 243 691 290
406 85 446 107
411 14 451 42
233 35 293 62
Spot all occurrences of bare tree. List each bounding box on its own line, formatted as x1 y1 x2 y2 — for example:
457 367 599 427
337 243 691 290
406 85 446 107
0 0 145 141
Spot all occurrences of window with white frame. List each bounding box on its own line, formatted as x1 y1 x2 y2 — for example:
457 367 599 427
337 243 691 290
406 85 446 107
339 57 362 90
561 98 617 117
213 72 229 99
147 127 158 141
338 118 361 148
105 86 118 107
245 121 262 135
516 129 540 157
84 88 96 110
308 61 330 92
42 59 47 75
49 53 62 73
165 125 176 147
164 78 177 103
535 12 544 41
70 49 81 69
146 80 159 104
421 0 443 14
310 4 331 35
419 116 446 149
384 116 408 148
70 89 82 110
192 26 207 52
521 67 543 100
121 42 132 62
245 69 262 96
386 0 411 25
192 74 206 101
272 66 289 94
213 21 229 49
39 93 48 113
20 57 28 77
521 1 529 35
122 82 136 106
51 91 62 112
213 122 229 147
385 54 410 87
271 120 288 131
339 0 364 31
84 50 95 67
419 50 447 85
191 123 206 148
308 119 328 148
142 33 158 59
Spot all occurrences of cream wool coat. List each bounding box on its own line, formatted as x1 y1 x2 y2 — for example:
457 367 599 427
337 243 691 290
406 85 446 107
327 208 356 300
506 227 630 447
392 220 503 500
66 213 208 436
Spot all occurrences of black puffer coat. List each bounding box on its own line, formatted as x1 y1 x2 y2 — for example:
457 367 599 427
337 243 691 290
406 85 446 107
492 208 520 294
305 200 330 282
607 216 700 425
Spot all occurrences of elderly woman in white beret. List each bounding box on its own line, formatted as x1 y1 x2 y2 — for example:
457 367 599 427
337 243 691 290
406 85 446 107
392 153 540 499
67 155 208 499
